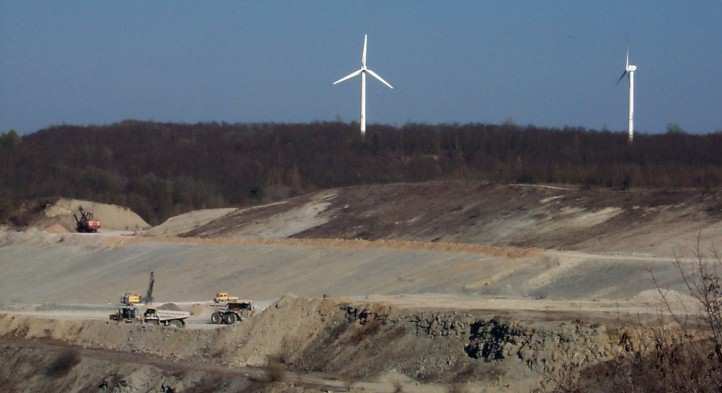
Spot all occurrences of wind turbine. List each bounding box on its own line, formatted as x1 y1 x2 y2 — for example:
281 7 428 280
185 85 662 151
617 48 638 144
333 34 394 136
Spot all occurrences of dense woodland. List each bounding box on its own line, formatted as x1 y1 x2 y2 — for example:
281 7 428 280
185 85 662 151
1 121 721 225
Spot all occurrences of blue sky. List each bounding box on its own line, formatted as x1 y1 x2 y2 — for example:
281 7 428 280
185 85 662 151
1 1 721 134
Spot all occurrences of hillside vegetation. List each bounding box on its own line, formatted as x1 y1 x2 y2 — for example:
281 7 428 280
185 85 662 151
1 121 721 224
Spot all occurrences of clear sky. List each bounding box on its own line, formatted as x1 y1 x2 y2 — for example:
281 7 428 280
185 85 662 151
1 1 721 134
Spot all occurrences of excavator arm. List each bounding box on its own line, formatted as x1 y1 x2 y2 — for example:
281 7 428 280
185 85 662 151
144 271 155 305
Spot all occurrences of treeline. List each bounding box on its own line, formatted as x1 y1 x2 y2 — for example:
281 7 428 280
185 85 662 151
1 121 721 225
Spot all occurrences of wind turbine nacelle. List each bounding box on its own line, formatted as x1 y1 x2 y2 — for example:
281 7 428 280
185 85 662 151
626 65 638 72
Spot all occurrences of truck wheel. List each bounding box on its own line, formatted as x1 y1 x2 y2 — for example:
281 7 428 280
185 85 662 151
211 312 223 324
223 312 237 325
169 319 184 328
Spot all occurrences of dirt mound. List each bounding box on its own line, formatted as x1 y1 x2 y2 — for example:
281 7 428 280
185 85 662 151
156 303 182 311
144 208 237 236
178 181 722 256
43 223 69 234
183 192 333 239
17 198 150 231
190 303 204 316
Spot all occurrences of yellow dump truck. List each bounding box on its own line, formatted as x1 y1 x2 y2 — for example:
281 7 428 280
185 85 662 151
210 301 255 324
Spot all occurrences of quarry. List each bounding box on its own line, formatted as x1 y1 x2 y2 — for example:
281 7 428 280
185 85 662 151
1 181 720 392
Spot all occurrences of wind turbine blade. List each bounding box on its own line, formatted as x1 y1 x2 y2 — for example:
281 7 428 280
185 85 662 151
362 34 367 67
366 68 394 89
616 70 628 85
333 69 363 85
626 48 630 68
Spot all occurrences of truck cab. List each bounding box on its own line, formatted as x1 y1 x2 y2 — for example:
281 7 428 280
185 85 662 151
213 292 239 303
109 305 138 322
121 292 142 305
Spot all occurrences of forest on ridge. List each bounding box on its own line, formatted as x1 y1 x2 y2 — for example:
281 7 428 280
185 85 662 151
1 121 721 224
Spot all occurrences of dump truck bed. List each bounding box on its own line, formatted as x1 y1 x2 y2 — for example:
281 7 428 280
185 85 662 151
145 309 190 322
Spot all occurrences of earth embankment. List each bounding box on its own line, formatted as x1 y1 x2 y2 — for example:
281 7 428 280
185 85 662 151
175 182 722 257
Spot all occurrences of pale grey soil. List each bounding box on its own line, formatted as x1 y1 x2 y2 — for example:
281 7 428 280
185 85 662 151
0 229 699 309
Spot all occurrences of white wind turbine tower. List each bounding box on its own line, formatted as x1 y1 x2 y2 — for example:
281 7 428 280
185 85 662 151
617 48 638 144
333 34 394 136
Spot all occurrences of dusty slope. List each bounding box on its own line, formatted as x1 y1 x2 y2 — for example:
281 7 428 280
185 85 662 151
179 182 722 256
0 228 706 306
180 192 334 239
144 207 237 236
16 198 150 232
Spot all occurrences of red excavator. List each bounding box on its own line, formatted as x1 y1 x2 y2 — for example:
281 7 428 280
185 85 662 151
73 206 101 233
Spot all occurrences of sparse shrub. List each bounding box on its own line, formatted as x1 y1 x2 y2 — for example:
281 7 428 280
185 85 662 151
45 349 81 378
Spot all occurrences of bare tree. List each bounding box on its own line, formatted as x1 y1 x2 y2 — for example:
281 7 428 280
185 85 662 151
672 237 722 362
537 237 722 393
